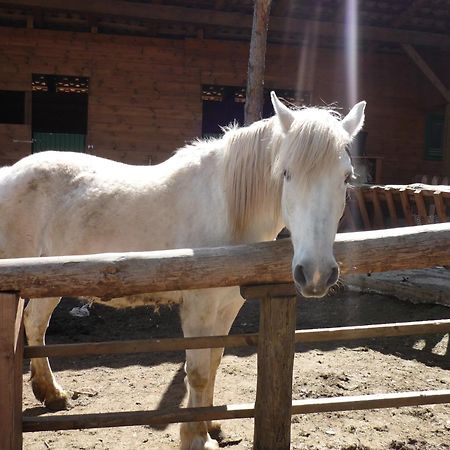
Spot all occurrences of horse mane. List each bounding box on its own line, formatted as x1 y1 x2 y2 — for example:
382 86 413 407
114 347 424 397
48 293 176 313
221 106 351 239
222 118 282 239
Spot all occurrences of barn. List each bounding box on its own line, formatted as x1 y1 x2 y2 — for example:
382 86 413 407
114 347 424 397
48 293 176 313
1 3 450 450
0 0 450 184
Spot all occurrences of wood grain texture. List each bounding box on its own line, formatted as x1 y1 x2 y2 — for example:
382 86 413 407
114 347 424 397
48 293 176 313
244 0 271 125
22 389 450 432
253 294 296 450
0 224 449 298
0 292 23 450
23 318 450 358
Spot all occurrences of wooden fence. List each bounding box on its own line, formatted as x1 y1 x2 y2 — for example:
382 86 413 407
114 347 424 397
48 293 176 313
341 183 450 231
1 223 450 450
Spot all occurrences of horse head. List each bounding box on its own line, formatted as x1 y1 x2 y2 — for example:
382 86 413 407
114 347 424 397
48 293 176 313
271 92 366 297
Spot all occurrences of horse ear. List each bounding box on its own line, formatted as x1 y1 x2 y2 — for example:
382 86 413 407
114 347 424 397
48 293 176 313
271 91 294 133
342 101 366 137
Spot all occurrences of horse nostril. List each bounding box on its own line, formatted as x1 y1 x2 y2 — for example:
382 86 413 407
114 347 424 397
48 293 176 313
294 265 307 286
327 266 339 287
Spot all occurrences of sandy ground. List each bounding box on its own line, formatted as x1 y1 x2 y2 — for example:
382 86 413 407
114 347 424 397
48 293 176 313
22 289 450 450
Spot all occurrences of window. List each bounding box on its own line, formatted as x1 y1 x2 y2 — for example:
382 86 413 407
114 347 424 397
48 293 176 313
0 90 25 124
31 74 89 153
424 113 444 161
201 85 310 138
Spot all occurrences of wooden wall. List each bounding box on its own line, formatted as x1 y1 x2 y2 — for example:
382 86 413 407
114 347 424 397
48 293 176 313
0 26 448 183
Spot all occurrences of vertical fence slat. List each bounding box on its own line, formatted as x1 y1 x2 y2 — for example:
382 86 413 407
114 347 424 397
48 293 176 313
0 292 23 450
399 189 415 225
371 187 384 228
383 188 399 227
253 292 296 450
355 189 371 230
433 192 448 222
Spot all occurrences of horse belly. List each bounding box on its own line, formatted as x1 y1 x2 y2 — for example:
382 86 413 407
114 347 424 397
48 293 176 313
91 291 183 309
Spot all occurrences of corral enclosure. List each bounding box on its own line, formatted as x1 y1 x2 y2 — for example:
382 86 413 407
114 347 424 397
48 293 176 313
1 225 450 450
21 293 450 450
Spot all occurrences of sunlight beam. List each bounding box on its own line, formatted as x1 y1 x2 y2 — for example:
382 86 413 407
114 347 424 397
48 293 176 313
345 0 359 107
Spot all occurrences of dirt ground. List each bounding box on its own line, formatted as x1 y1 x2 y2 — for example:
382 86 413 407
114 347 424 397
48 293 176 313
22 288 450 450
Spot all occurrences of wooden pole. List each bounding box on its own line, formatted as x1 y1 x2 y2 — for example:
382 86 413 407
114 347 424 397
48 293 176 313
443 101 450 176
253 286 296 450
0 292 23 450
0 224 449 299
245 0 272 125
23 389 450 432
23 317 450 359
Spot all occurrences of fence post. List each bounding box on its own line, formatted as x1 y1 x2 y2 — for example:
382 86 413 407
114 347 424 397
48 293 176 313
0 292 24 450
242 284 297 450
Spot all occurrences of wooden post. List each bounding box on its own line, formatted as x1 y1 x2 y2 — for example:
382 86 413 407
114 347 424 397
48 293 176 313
443 101 450 176
0 292 24 450
245 0 272 125
251 285 297 450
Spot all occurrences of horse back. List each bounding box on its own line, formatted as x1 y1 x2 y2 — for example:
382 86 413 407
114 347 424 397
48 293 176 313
0 151 128 258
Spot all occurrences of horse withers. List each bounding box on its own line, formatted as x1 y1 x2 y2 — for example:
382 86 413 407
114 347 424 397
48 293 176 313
0 92 365 450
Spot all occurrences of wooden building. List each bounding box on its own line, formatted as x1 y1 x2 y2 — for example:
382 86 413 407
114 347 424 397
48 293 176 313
0 0 449 184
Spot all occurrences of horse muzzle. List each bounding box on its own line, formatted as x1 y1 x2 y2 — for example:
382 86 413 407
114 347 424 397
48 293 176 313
293 262 339 298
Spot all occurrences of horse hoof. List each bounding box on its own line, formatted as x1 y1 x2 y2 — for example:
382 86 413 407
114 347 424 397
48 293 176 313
44 394 72 411
186 437 219 450
180 424 219 450
31 379 71 411
45 392 71 411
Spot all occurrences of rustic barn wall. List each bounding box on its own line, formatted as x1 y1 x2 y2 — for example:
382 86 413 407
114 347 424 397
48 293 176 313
0 26 446 183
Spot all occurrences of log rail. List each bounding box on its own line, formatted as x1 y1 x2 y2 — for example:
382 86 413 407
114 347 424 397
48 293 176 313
0 223 449 299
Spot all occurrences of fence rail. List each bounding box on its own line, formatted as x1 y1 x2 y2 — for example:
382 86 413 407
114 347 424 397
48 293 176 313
0 223 449 298
22 390 450 433
23 318 450 359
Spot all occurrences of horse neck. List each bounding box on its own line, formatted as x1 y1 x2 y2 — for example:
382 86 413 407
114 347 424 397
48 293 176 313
222 118 284 243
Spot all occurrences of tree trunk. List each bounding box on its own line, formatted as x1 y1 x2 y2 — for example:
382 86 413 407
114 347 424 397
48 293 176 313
245 0 272 125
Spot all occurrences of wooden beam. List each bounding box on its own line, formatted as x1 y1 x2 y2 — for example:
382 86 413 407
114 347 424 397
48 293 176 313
23 390 450 432
0 224 450 299
254 292 296 450
23 317 450 359
401 43 450 102
1 0 450 48
391 0 426 28
443 96 450 176
0 292 23 450
245 0 271 125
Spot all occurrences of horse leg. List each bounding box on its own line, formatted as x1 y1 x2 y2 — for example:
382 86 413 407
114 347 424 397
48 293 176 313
179 288 243 450
24 297 70 411
205 295 245 434
179 289 223 450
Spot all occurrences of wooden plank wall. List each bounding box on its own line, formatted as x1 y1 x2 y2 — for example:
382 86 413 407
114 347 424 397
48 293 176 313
0 26 446 183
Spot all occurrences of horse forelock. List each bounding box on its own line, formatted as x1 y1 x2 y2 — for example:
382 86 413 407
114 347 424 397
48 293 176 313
272 107 351 183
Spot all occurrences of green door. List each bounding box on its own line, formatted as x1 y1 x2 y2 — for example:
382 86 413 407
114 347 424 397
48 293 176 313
32 132 86 153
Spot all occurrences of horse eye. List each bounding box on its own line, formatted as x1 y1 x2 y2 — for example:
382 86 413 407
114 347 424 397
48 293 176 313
283 170 291 181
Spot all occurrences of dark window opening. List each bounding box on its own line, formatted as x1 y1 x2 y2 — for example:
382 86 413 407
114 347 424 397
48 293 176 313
424 113 444 161
32 74 89 134
0 90 25 124
32 74 89 153
201 85 310 138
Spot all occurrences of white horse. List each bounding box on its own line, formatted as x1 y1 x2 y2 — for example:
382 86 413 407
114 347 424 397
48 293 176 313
0 92 365 450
